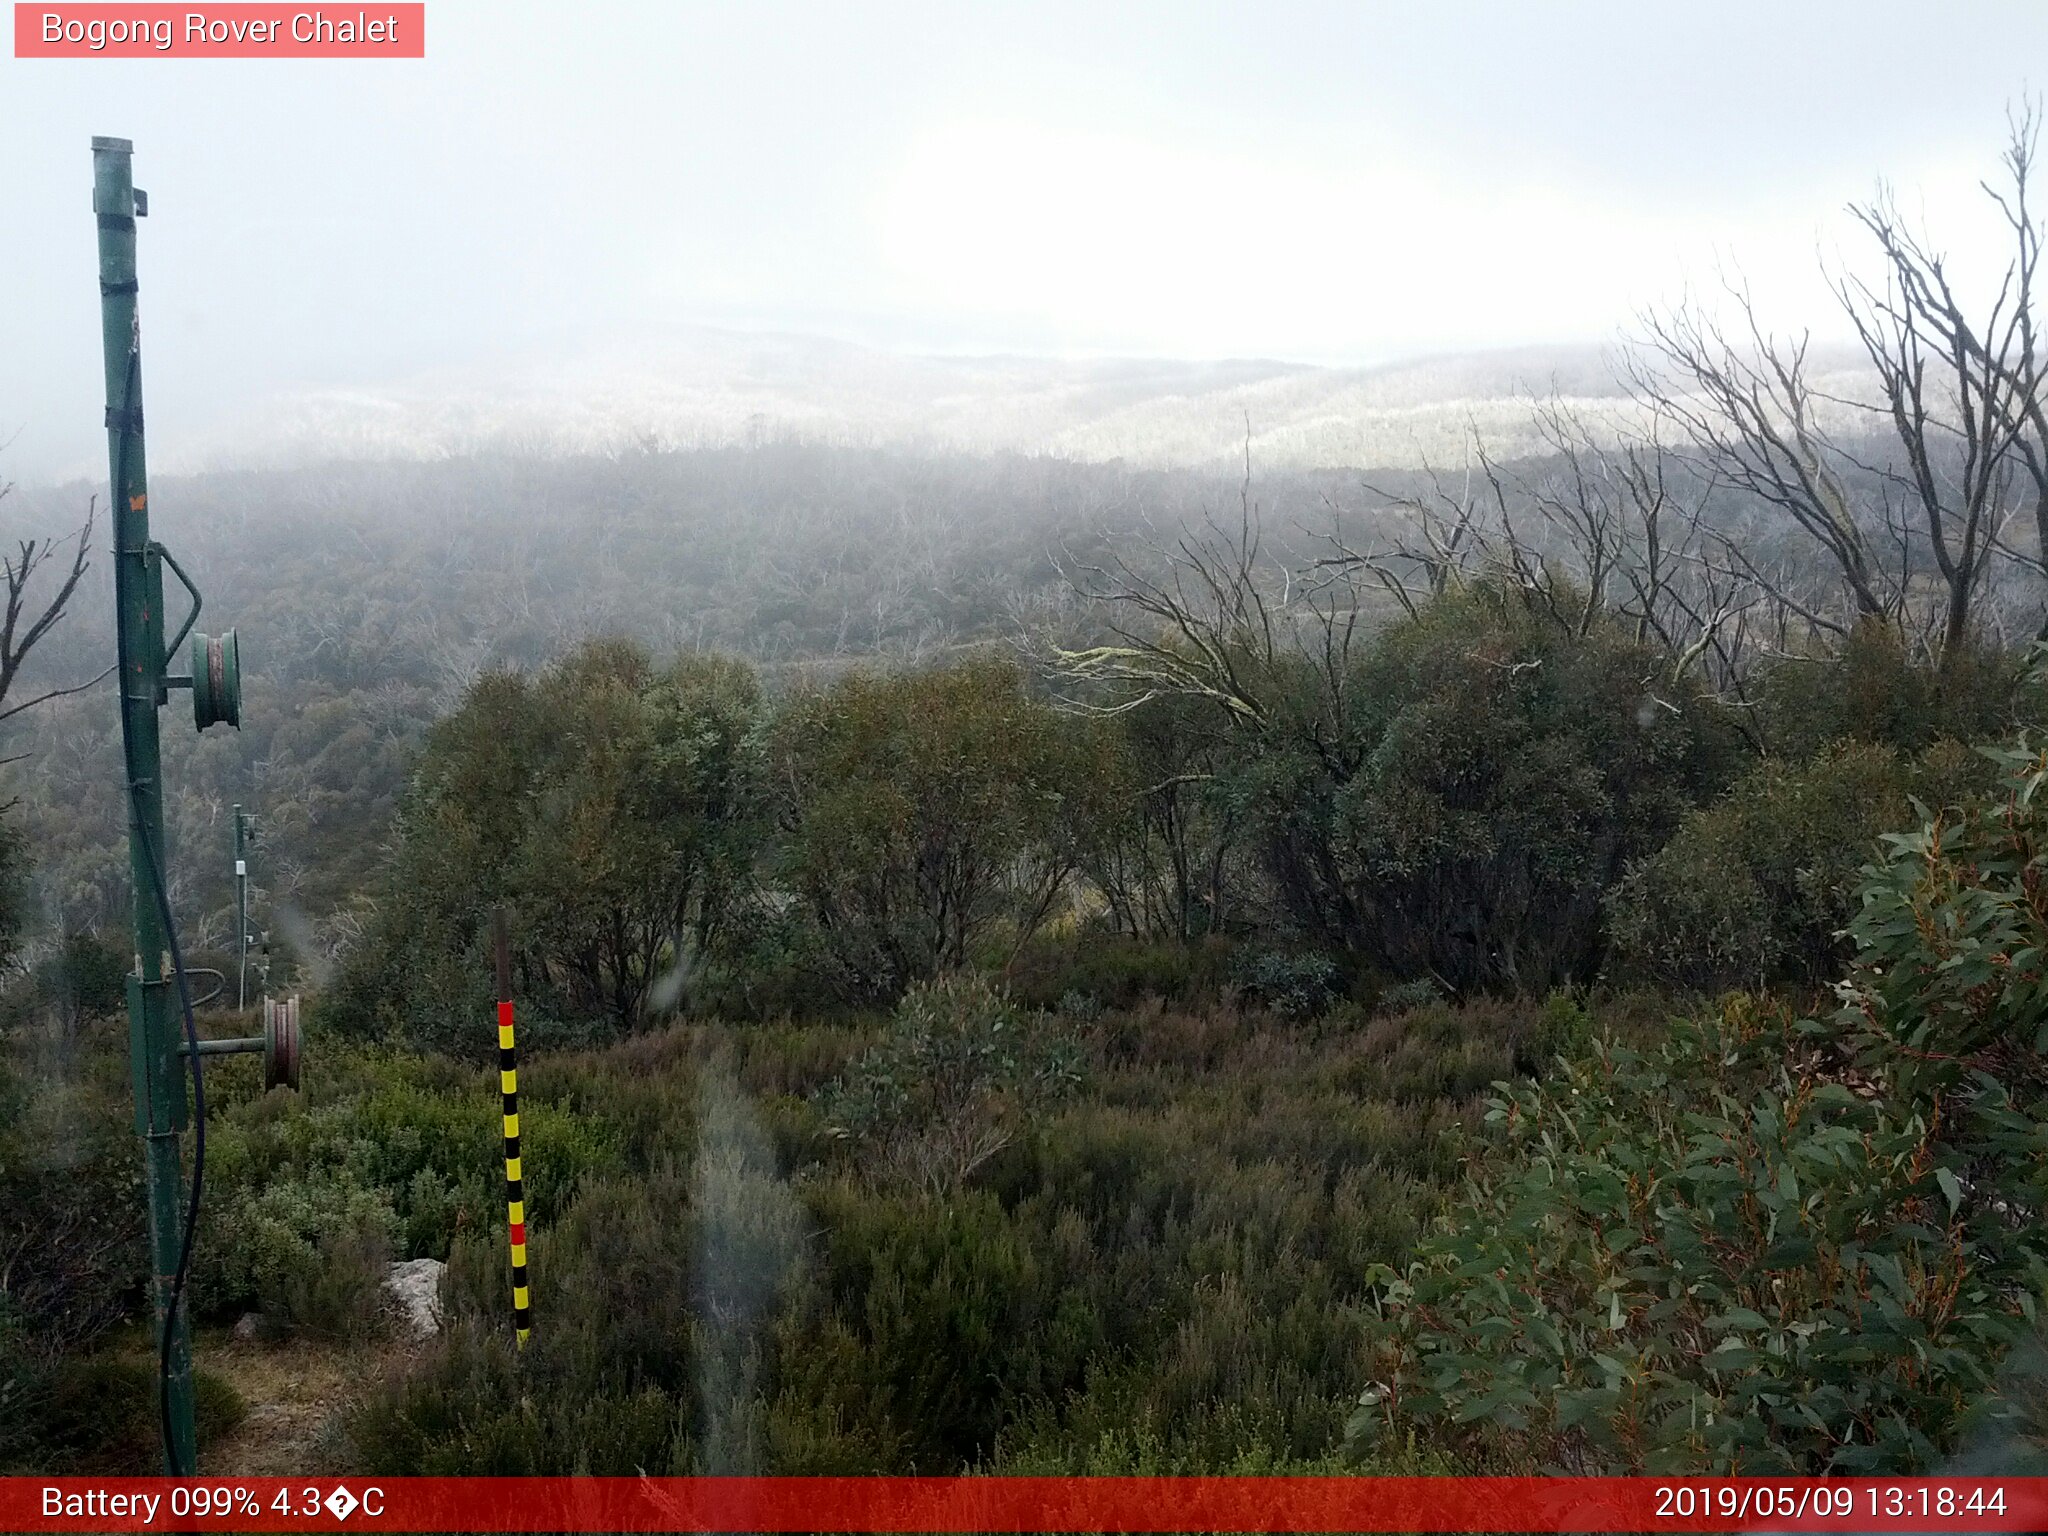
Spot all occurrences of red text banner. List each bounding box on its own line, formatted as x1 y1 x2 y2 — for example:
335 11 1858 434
5 1476 2048 1532
14 5 424 57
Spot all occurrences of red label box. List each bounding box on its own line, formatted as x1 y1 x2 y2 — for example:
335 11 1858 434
14 3 425 57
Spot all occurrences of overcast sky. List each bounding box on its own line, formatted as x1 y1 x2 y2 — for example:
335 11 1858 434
2 0 2044 479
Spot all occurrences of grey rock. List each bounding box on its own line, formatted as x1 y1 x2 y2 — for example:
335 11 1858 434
382 1257 445 1340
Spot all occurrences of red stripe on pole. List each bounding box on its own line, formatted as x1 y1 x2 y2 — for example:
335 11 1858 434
498 1000 513 1028
508 1222 526 1245
7 1478 2047 1532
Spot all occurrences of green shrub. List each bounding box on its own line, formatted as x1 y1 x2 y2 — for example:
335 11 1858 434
1056 989 1105 1023
814 974 1085 1195
1228 581 1743 992
767 654 1100 1003
350 1183 705 1475
350 1070 808 1477
194 1172 399 1337
1230 949 1340 1019
1756 623 2040 760
341 988 1527 1477
0 1016 147 1367
1004 932 1234 1013
1362 747 2048 1472
1374 977 1442 1014
201 1043 625 1269
797 1182 1097 1468
331 641 767 1047
1606 739 1990 993
44 930 129 1020
1 1343 245 1474
1356 997 2048 1472
1842 740 2048 1096
1518 989 1593 1071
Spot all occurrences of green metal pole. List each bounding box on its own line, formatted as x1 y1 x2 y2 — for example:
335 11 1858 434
235 805 247 1011
94 134 196 1476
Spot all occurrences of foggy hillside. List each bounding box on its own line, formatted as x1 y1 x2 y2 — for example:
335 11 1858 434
166 328 1814 475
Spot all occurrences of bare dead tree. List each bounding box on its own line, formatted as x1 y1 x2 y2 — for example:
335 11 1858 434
1523 404 1777 709
1320 401 1770 741
1841 99 2047 647
0 484 111 738
1324 448 1497 620
1629 104 2048 671
1629 286 1897 632
1049 439 1365 773
1052 508 1283 724
1051 434 1286 720
1043 449 1368 946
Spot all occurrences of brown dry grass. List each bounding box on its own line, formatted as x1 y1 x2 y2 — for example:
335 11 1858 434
201 1327 416 1477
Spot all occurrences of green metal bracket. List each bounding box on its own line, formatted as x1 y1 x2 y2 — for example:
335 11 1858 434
155 542 202 666
125 972 186 1133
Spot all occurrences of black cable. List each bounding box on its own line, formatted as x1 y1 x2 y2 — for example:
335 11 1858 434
108 341 206 1476
183 967 227 1010
137 813 204 1477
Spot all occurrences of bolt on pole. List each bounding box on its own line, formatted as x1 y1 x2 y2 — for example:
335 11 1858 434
93 133 195 1476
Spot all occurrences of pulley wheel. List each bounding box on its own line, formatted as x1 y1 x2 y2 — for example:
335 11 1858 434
191 628 241 730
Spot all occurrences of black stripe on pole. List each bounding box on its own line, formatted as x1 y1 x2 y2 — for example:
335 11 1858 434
495 906 530 1346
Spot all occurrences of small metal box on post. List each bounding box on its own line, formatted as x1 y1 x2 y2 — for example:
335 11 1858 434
94 135 293 1476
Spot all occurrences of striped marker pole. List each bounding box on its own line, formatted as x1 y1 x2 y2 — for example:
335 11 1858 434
495 908 531 1346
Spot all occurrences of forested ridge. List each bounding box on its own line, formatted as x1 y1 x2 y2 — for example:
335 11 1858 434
9 118 2048 1478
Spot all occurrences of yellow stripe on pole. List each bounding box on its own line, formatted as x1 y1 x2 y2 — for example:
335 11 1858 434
495 908 531 1349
